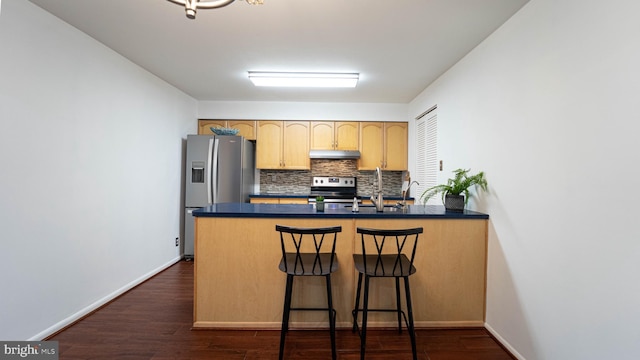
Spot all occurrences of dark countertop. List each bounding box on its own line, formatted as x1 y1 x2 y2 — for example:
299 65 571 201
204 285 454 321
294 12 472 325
249 193 413 201
192 203 488 219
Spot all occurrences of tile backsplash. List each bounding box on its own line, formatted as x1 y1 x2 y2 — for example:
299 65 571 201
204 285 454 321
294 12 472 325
259 159 405 197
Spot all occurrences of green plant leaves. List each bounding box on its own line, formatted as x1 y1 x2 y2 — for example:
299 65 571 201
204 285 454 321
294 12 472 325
420 168 487 205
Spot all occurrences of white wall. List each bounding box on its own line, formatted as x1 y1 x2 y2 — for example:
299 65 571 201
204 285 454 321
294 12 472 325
0 0 196 340
409 0 640 359
199 100 408 121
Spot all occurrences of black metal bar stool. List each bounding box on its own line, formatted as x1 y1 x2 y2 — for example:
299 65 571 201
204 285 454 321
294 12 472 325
276 224 342 360
352 227 423 360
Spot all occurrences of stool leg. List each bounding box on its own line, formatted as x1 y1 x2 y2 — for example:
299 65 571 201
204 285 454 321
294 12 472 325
403 276 417 360
360 275 370 360
395 277 402 333
325 274 337 360
352 272 363 332
279 274 294 360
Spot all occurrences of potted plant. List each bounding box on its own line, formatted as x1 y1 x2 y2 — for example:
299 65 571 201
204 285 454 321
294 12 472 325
420 168 487 212
315 196 325 212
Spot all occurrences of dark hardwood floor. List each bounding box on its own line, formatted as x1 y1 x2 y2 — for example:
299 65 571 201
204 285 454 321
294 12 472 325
48 260 514 359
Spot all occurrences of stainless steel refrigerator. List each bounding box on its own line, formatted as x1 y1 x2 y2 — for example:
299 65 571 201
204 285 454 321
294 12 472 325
183 135 255 258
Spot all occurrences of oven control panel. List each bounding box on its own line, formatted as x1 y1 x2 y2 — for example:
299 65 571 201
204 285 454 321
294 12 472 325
311 176 356 188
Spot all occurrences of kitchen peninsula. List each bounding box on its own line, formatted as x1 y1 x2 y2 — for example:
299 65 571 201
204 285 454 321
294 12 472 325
192 203 488 329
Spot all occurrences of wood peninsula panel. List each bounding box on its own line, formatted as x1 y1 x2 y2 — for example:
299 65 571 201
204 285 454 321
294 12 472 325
353 218 486 327
194 216 487 329
194 217 356 328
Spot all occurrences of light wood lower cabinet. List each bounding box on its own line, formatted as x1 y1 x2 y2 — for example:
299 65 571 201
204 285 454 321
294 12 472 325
250 198 308 204
194 217 487 329
383 199 414 205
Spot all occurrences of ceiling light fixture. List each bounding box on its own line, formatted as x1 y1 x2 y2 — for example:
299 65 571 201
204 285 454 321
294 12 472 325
167 0 263 20
248 72 359 88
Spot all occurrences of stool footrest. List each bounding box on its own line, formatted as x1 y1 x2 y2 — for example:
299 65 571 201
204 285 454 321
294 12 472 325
290 307 336 312
351 309 410 336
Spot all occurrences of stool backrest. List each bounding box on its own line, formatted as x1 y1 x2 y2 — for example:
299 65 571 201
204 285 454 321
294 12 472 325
276 225 342 275
356 227 423 276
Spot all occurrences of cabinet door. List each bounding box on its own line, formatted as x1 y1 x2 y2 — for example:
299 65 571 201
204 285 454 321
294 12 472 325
198 119 227 135
310 122 334 150
228 120 256 140
250 198 280 204
256 121 283 169
283 121 310 169
358 122 384 170
279 198 309 204
334 121 359 150
384 122 408 170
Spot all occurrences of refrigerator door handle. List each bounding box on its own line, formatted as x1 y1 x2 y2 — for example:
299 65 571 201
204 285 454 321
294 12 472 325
206 138 214 204
211 138 220 204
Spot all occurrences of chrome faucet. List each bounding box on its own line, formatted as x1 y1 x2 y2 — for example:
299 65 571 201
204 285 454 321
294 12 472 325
398 180 419 208
370 167 384 212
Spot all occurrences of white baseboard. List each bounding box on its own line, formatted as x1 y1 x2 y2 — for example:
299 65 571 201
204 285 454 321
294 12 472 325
30 256 182 341
484 322 526 360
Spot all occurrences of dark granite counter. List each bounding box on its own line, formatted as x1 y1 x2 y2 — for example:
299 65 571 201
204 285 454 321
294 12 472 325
192 203 488 219
248 193 414 201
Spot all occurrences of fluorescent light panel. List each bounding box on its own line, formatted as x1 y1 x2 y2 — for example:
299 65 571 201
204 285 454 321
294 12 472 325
248 72 359 88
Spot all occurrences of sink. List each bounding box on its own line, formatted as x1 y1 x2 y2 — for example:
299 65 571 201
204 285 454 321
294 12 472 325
344 205 401 212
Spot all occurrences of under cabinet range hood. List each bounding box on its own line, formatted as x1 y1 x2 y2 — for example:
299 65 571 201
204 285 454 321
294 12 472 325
308 149 361 159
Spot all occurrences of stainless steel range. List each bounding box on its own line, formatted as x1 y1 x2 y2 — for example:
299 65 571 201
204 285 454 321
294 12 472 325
308 176 360 204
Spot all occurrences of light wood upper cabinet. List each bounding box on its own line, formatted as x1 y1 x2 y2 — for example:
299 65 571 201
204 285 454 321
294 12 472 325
310 121 358 150
256 121 310 169
358 122 407 171
228 120 257 140
256 121 283 169
197 119 257 140
283 121 310 169
310 122 334 150
358 122 384 170
384 122 408 170
198 120 226 135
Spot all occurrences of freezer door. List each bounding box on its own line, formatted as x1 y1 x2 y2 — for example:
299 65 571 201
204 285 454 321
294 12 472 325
213 136 243 203
185 135 215 208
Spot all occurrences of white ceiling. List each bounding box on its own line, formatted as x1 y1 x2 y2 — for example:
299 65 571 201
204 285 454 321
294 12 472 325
28 0 529 103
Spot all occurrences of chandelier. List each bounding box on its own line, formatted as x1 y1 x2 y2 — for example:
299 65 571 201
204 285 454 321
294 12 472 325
167 0 264 19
